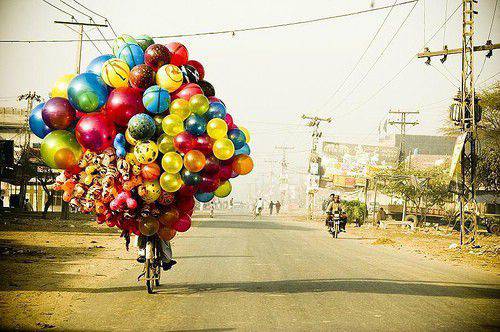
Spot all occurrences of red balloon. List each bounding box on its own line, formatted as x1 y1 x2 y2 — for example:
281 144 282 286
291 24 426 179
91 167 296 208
177 184 198 197
224 113 237 130
141 163 161 181
203 155 221 174
193 134 214 156
75 113 116 152
173 213 191 232
166 42 189 67
105 87 146 127
186 60 205 80
129 64 156 90
173 131 196 154
199 174 220 193
218 164 233 181
208 96 223 104
171 83 203 101
176 195 195 214
42 97 76 130
220 156 235 166
144 44 171 71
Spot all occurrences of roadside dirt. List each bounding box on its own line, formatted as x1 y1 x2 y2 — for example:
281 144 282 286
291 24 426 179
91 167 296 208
0 215 135 330
348 224 500 274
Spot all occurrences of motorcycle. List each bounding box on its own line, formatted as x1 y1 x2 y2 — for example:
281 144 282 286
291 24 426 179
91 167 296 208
327 210 347 238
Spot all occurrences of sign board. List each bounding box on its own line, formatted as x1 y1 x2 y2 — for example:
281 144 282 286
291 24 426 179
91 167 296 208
449 133 466 178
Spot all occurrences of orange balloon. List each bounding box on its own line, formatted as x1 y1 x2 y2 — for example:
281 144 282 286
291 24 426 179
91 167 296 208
183 150 206 172
158 226 177 241
139 217 160 236
62 191 72 202
159 209 180 228
232 155 254 175
141 163 161 181
54 148 78 170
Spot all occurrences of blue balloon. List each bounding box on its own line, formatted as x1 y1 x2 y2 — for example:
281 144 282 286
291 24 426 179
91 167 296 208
205 102 227 120
228 129 246 150
29 102 51 139
86 54 114 75
142 85 170 114
234 143 251 156
195 191 214 203
117 43 144 68
114 133 126 158
184 114 207 136
67 73 108 113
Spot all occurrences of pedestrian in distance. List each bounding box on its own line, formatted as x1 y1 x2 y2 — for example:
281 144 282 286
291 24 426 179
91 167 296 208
254 198 264 220
269 201 274 215
275 201 281 214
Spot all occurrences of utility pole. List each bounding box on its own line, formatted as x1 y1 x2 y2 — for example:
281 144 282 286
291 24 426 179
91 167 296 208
274 146 294 207
387 110 419 163
301 115 332 219
263 159 277 199
17 92 42 211
417 0 497 246
54 20 108 74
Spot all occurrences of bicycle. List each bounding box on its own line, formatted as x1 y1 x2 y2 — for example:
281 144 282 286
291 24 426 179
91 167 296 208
137 235 162 294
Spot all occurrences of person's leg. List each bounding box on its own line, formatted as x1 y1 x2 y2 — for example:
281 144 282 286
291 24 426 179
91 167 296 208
159 239 176 270
136 235 146 263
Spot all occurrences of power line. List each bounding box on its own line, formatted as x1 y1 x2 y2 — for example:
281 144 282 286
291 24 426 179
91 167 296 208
328 0 419 115
334 1 462 119
476 0 498 81
313 0 399 115
71 0 117 39
0 1 418 43
41 0 74 19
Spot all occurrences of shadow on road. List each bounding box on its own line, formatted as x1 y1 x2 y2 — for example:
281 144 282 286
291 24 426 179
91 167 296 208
26 278 500 300
194 220 313 231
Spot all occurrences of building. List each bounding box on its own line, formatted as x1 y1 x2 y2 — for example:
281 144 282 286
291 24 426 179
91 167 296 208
379 134 456 156
0 107 62 212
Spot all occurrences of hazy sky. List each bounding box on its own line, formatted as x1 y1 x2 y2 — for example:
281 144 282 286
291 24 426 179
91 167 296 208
1 0 499 199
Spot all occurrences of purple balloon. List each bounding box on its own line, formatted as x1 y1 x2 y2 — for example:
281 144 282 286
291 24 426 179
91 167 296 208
42 97 76 130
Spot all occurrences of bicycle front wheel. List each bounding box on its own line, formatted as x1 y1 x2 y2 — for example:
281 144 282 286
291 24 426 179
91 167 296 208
146 259 155 294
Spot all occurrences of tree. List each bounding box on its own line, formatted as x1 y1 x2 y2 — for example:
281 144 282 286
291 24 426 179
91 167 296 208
442 81 500 191
374 165 452 224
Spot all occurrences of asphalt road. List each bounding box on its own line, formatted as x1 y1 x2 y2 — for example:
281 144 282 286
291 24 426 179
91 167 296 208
58 215 499 331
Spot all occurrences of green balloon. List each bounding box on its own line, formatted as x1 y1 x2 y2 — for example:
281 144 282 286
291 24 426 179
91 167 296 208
135 35 155 51
76 91 99 112
112 34 138 55
40 130 82 169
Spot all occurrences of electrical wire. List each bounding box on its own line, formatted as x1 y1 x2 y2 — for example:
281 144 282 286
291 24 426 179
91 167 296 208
333 1 462 119
476 0 498 81
430 62 459 88
41 0 74 19
71 0 114 46
0 1 418 43
313 0 399 115
442 0 448 46
327 0 419 116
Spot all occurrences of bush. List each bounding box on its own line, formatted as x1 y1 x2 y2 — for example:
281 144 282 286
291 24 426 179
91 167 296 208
342 200 367 223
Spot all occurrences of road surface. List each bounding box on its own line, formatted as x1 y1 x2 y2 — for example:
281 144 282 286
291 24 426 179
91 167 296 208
56 215 499 331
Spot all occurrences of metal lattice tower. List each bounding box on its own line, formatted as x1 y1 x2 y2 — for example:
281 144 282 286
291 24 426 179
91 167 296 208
459 0 478 245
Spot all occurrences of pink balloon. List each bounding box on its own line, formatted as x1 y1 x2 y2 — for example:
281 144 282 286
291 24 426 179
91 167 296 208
75 113 117 152
171 83 203 101
173 214 191 232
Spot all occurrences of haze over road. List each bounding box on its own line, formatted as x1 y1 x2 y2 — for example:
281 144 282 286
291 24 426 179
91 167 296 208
57 215 499 331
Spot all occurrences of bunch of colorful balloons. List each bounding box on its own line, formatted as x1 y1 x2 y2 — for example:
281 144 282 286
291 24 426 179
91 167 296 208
30 34 253 239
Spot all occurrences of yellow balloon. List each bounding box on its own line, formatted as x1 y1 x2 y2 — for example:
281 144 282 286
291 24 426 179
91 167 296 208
207 118 228 140
51 74 76 98
142 180 161 203
156 64 183 92
157 133 175 154
161 151 183 174
101 58 130 88
125 152 139 164
125 128 138 146
213 138 235 160
162 114 184 136
239 126 250 143
134 140 159 164
189 94 210 115
169 98 191 120
159 172 183 192
214 181 232 198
